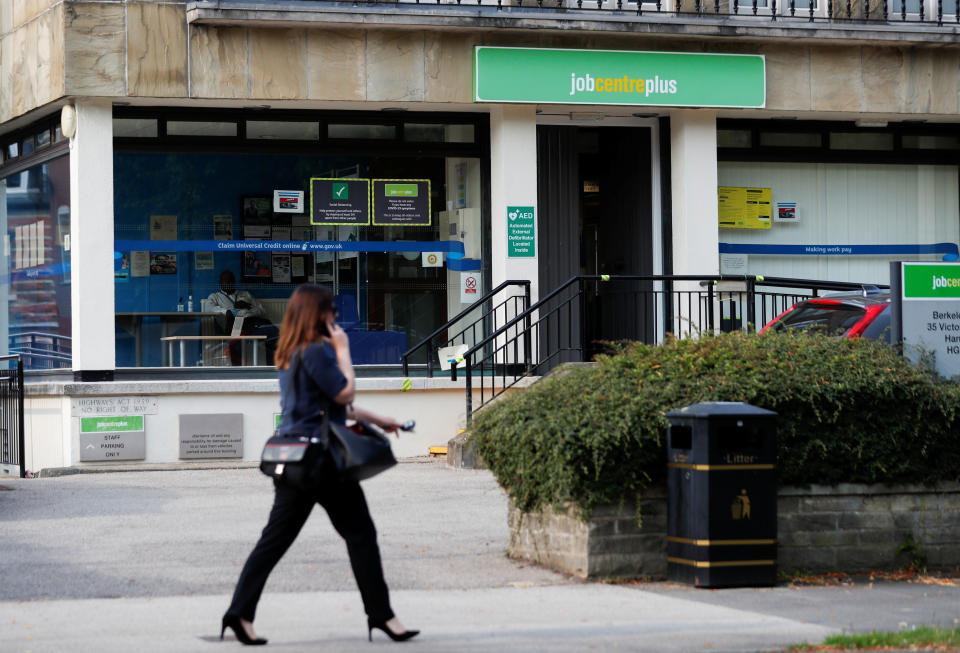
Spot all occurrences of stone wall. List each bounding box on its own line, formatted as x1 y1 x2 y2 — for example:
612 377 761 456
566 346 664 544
3 2 960 125
508 483 960 579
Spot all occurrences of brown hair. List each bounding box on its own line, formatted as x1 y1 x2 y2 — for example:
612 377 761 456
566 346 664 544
274 284 336 370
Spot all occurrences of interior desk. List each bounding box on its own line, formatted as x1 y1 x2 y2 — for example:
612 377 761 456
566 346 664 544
160 335 267 367
116 312 218 367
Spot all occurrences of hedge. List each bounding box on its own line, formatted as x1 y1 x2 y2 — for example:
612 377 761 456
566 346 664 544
472 331 960 515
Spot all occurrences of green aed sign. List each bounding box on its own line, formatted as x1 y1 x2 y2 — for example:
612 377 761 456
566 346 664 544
903 263 960 299
474 47 765 108
507 206 535 258
80 415 144 433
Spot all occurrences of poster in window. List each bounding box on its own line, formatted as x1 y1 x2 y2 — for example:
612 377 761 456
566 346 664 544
241 196 272 226
372 179 431 226
149 253 177 275
213 215 233 240
272 254 292 284
718 187 772 230
243 251 272 281
291 255 307 282
310 178 371 226
131 250 150 277
150 215 177 240
195 252 215 271
243 225 271 240
272 227 291 242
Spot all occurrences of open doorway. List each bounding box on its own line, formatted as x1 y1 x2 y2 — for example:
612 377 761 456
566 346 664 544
538 124 655 358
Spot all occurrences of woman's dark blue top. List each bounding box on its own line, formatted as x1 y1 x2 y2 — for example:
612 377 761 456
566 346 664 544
277 343 348 435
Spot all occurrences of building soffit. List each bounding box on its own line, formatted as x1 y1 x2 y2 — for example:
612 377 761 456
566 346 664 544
187 1 960 46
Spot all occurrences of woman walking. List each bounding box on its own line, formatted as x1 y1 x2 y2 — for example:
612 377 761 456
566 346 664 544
221 284 419 646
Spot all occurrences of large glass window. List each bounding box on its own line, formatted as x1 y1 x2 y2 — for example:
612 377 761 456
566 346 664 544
0 156 72 369
113 135 484 369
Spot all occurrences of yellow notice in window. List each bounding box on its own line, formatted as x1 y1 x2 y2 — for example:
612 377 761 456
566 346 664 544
718 187 772 229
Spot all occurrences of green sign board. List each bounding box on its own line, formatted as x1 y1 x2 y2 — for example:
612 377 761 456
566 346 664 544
903 263 960 299
80 415 144 433
474 47 765 108
507 206 536 258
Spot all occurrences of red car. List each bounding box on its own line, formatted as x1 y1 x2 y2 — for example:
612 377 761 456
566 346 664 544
759 290 892 343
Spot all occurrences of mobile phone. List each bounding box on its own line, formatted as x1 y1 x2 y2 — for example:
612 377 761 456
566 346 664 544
318 321 331 337
400 420 415 431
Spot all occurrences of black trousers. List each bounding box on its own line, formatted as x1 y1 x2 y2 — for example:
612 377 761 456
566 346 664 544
226 478 394 624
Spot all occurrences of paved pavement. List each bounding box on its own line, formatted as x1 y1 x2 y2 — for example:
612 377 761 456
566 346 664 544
1 461 957 652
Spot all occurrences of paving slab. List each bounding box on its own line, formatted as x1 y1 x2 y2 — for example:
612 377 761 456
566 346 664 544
0 462 956 653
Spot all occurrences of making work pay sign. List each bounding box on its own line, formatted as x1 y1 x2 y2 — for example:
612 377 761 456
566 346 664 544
894 262 960 378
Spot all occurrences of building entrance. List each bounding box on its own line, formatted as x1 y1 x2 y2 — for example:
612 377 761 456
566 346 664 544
537 125 655 358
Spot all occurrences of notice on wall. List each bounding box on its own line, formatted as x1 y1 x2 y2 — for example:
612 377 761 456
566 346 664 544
775 201 799 223
372 179 431 226
179 414 243 459
130 251 150 278
150 214 177 240
460 271 481 304
898 262 960 379
720 253 748 275
718 187 772 230
310 178 371 226
507 206 536 258
72 397 159 417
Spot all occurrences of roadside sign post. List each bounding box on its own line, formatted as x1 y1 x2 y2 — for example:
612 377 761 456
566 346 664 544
891 261 960 378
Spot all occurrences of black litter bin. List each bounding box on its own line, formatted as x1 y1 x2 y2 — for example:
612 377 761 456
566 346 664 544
666 402 777 588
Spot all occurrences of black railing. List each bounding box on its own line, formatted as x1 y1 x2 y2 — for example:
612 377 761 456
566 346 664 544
400 280 531 377
288 0 960 26
0 355 25 478
458 274 886 423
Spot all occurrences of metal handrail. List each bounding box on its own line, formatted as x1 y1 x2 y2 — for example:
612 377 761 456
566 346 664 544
400 279 531 376
458 274 890 424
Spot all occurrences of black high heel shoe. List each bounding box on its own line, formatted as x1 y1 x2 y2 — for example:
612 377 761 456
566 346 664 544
367 618 419 642
221 615 268 646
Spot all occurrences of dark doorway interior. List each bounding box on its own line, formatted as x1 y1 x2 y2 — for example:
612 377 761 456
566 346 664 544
538 125 654 361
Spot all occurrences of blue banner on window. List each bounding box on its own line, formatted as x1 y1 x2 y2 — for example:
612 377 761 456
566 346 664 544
719 242 960 260
114 240 468 255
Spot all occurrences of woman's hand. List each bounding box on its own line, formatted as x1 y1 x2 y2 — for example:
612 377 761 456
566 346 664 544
322 318 350 353
351 407 404 437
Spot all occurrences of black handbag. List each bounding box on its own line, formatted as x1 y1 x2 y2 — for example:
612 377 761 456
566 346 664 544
328 419 397 481
260 349 396 488
260 432 329 490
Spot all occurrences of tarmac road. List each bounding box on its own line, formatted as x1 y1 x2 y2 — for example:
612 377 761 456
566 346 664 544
1 462 956 652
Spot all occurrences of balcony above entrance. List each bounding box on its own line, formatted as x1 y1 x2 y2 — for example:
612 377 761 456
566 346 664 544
187 0 960 45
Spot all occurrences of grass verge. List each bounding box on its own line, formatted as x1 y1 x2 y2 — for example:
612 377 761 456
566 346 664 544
789 626 960 651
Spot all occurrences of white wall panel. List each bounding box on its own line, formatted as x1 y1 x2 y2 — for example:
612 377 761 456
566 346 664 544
717 162 960 285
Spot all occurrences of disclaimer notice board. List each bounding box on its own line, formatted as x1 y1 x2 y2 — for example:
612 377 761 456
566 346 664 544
719 187 772 230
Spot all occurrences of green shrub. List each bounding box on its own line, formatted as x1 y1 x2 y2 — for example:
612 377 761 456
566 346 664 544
473 331 960 515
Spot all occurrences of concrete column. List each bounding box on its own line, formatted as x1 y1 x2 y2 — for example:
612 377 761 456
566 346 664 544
669 110 719 277
669 110 718 337
490 104 539 305
69 100 115 379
